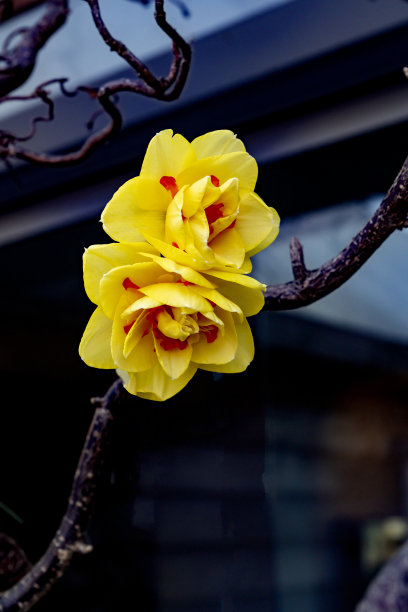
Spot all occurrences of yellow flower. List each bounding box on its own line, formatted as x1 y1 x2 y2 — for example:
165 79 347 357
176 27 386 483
79 242 265 401
101 129 279 273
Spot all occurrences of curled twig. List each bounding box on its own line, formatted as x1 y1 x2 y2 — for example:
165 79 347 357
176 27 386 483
0 0 192 166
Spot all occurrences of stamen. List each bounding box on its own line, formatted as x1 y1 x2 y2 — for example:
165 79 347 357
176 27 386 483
210 175 220 187
160 176 178 198
123 277 140 290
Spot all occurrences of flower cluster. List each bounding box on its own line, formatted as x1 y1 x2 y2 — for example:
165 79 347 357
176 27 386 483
79 130 279 400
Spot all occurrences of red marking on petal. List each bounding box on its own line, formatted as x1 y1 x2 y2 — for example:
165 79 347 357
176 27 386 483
122 277 140 290
226 219 236 231
172 242 179 249
206 299 216 308
210 175 220 187
160 176 178 198
123 321 135 335
203 325 218 343
141 329 149 338
181 210 186 221
205 202 224 235
177 279 193 286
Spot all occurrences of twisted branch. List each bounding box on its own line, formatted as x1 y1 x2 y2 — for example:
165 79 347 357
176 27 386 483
0 0 192 165
0 0 69 97
263 155 408 311
0 378 125 612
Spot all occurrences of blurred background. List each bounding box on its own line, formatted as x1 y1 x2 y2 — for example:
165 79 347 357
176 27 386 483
1 0 408 610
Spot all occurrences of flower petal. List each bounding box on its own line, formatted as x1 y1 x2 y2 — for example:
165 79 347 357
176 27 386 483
83 242 159 305
192 311 237 365
177 152 258 194
199 317 254 373
192 286 243 318
99 262 162 318
142 252 215 288
246 217 281 258
165 194 186 250
210 226 246 268
119 362 197 401
204 269 265 289
79 307 115 368
191 130 246 158
111 301 157 372
154 336 193 379
235 192 280 251
140 129 196 179
182 175 216 217
140 282 213 313
102 177 170 243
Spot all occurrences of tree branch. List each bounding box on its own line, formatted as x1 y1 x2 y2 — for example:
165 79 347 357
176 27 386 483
0 0 69 97
355 539 408 611
0 0 192 166
0 378 125 612
263 155 408 311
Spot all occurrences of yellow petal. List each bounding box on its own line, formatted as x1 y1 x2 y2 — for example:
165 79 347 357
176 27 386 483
121 294 162 318
154 336 193 379
210 226 246 268
235 192 280 252
83 242 159 305
79 307 115 369
99 262 162 319
192 311 237 365
186 209 211 252
216 177 239 215
204 269 265 289
177 152 258 194
192 286 243 318
140 283 213 313
191 130 246 158
214 281 264 317
102 177 170 242
181 176 214 217
199 317 254 373
140 129 196 178
111 303 157 372
143 233 206 268
120 362 197 401
141 252 215 288
165 195 186 250
123 312 148 358
246 211 281 258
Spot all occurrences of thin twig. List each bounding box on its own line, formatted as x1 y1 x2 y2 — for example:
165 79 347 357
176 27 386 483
0 0 69 98
0 0 192 165
263 155 408 311
0 378 125 612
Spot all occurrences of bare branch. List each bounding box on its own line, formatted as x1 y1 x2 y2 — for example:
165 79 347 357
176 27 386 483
355 539 408 611
263 155 408 311
0 0 192 165
0 0 69 98
0 378 125 612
